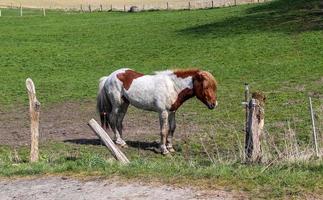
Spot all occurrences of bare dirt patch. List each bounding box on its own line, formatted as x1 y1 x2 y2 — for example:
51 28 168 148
0 101 199 147
0 176 246 200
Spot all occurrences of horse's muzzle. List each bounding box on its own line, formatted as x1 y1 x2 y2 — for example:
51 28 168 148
207 101 217 110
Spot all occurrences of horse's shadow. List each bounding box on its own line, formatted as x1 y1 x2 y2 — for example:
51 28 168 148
64 139 160 153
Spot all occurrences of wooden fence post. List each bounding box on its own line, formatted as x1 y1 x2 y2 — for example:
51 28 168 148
88 4 91 12
188 1 191 10
26 78 41 163
166 2 169 10
211 1 214 8
100 4 103 11
124 5 126 12
244 83 249 134
245 92 266 163
80 4 83 12
110 4 113 11
309 97 319 157
88 119 130 164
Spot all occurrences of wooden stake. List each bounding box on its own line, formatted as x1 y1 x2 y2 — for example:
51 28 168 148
309 97 319 157
211 1 214 8
100 4 103 11
124 5 126 12
188 2 191 10
20 5 22 16
88 119 130 164
166 2 169 10
80 4 83 12
88 4 91 12
42 8 46 16
26 78 41 163
244 83 249 134
245 92 266 163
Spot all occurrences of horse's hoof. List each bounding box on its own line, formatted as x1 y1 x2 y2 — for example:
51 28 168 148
162 151 171 156
167 147 175 153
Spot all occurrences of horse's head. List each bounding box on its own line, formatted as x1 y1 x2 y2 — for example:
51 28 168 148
193 71 218 110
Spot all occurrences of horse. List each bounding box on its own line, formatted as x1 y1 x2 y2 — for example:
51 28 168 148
97 68 218 155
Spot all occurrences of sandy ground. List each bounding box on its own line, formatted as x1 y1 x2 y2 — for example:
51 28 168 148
0 101 199 147
0 176 247 200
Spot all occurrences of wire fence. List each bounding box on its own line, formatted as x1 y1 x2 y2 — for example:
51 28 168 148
0 0 269 13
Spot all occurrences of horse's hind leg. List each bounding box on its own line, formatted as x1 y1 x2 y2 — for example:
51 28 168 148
108 107 127 147
167 112 176 153
116 102 129 147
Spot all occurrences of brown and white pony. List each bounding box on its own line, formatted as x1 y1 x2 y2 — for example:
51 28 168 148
97 68 218 155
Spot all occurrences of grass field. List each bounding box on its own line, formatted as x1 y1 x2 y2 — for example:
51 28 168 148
0 0 323 198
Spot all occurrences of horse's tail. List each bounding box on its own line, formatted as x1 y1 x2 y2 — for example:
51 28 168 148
97 76 111 129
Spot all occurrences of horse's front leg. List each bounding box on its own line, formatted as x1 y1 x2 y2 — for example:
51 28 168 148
167 111 176 153
159 111 169 155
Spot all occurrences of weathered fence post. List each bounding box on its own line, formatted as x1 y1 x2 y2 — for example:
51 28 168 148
245 92 266 163
88 4 92 12
211 1 214 8
88 119 130 164
244 83 249 133
124 5 126 12
188 1 191 10
26 78 41 163
309 97 319 157
166 2 169 10
110 4 113 11
100 4 103 11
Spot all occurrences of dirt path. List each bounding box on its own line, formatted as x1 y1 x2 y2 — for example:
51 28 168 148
0 176 246 200
0 101 199 146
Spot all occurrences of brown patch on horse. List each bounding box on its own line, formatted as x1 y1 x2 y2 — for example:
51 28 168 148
173 69 200 78
170 88 194 111
117 70 144 90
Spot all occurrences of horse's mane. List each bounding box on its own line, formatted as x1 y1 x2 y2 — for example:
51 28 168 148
153 68 216 87
154 68 200 76
173 68 200 77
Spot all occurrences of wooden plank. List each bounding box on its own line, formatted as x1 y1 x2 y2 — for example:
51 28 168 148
26 78 41 163
88 119 130 164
